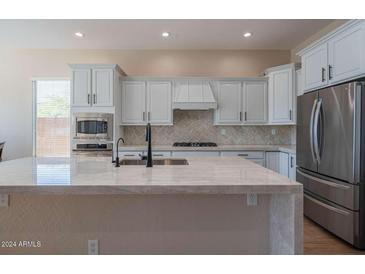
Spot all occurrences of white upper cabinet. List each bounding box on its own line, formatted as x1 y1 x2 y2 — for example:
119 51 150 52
70 64 121 108
299 20 365 92
92 68 114 107
121 81 146 125
147 81 172 125
328 22 365 84
72 69 91 107
243 81 267 124
215 81 242 124
121 80 172 125
301 43 328 91
267 64 295 124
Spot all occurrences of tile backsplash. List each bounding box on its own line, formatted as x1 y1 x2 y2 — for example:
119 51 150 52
122 110 296 145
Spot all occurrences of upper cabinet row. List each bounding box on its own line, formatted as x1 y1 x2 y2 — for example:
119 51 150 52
70 64 123 108
299 20 365 92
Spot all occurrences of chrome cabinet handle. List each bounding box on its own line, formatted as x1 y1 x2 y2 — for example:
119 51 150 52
328 65 333 80
239 111 242 121
289 110 292 120
313 98 322 163
87 94 90 104
310 98 318 163
290 156 294 168
237 154 249 157
244 111 247 121
321 67 326 82
93 94 96 104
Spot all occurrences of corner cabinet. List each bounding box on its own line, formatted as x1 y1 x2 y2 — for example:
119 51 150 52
121 79 172 125
70 64 121 108
266 64 295 124
299 20 365 92
214 79 267 125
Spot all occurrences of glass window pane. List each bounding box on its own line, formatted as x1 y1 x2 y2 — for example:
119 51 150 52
35 80 70 157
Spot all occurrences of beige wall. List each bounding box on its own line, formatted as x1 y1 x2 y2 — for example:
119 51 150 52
0 49 290 160
291 19 349 63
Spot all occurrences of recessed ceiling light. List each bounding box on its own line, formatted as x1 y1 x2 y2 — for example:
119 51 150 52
162 32 170 38
74 32 84 38
243 32 252 38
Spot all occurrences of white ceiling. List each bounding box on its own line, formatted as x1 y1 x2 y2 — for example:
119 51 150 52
0 19 335 50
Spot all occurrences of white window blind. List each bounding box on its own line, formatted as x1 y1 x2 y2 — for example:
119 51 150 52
33 80 70 157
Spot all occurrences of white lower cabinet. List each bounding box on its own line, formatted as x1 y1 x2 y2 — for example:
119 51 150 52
265 151 290 177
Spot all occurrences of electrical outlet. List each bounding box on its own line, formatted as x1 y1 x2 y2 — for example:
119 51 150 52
0 194 9 207
88 239 99 255
220 128 226 136
247 194 258 206
271 129 277 135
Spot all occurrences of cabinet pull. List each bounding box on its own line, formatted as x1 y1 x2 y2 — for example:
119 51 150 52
328 65 333 80
244 111 247 121
153 154 163 157
93 94 96 104
87 94 90 104
239 111 242 121
238 154 249 157
290 156 294 168
124 154 135 157
321 67 326 82
289 110 292 120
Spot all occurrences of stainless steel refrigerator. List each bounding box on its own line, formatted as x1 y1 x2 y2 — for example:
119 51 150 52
297 80 365 249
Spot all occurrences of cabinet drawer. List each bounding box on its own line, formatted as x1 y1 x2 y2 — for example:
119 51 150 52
297 168 358 210
304 193 356 245
220 151 264 159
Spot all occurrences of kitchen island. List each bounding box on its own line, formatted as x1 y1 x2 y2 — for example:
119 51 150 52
0 156 302 254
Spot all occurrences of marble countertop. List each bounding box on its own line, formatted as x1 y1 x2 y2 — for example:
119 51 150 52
0 156 301 195
118 144 296 154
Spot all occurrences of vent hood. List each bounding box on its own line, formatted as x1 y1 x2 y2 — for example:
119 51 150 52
173 80 217 110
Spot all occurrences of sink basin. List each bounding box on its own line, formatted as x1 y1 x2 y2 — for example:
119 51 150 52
120 158 189 166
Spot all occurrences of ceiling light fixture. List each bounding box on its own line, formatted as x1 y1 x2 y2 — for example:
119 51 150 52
74 32 84 38
243 32 252 38
162 32 170 38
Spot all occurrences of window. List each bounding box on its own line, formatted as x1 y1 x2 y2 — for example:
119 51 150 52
32 80 70 157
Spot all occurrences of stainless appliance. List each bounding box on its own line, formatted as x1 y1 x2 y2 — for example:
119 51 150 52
297 80 365 248
72 113 113 140
173 142 217 147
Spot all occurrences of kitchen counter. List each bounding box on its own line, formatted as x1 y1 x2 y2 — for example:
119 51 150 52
0 156 302 255
118 144 296 154
0 156 300 195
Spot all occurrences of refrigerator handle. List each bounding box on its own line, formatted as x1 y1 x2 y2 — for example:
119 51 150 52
310 98 318 164
313 98 322 164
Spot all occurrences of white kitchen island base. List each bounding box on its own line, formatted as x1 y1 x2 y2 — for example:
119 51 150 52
0 156 303 254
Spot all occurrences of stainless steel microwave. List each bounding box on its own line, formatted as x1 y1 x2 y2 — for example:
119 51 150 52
72 113 113 140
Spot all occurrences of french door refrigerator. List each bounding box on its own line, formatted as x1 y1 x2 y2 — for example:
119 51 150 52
297 80 365 249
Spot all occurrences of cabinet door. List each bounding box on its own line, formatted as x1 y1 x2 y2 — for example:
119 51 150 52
268 68 294 123
289 153 296 180
328 23 365 84
147 81 172 125
215 81 242 124
92 69 113 107
72 69 91 107
265 152 280 173
302 43 328 91
279 152 289 177
121 81 146 125
243 81 267 124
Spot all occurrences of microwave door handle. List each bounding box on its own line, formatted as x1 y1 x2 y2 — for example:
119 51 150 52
313 98 322 164
310 98 318 163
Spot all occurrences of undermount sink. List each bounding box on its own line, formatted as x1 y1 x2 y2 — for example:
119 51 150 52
120 158 189 166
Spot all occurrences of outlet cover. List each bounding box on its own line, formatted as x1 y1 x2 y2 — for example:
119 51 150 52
88 239 99 255
0 194 9 207
271 129 277 135
247 194 258 206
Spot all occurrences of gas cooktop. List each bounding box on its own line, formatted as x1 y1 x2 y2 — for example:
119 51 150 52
173 142 218 147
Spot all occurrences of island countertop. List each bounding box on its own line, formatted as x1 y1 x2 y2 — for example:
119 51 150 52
0 156 302 195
